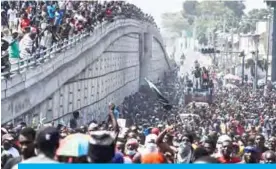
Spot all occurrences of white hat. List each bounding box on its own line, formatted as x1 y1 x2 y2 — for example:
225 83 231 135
145 134 157 144
217 135 232 143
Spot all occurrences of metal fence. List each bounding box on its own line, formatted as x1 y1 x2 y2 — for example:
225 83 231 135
1 31 90 78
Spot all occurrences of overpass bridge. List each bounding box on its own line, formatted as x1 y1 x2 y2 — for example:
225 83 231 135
1 19 171 126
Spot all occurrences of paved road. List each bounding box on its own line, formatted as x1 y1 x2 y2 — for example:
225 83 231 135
178 49 212 80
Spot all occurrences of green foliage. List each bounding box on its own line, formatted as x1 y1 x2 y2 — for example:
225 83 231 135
161 0 246 44
183 1 199 16
161 12 190 36
223 1 245 18
239 8 273 34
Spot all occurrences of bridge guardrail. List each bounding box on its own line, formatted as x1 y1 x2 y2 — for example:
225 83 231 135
1 18 159 79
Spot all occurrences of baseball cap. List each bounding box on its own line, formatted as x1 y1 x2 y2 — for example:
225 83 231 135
151 128 160 135
244 146 260 153
88 122 99 132
35 127 59 150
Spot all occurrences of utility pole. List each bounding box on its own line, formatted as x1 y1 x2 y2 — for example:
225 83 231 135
265 1 276 82
239 51 245 85
253 34 260 92
230 29 234 74
272 7 276 82
266 15 271 84
223 17 227 72
193 19 197 51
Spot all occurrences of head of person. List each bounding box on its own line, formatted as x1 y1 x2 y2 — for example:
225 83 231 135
6 122 13 130
217 135 232 153
19 127 36 159
2 134 14 151
22 13 28 19
35 127 60 158
89 131 116 163
29 32 36 40
255 134 265 148
193 146 209 161
221 140 233 159
108 102 115 110
12 32 19 40
151 127 160 136
267 137 276 151
243 146 260 163
116 141 125 153
125 138 139 157
127 132 137 139
181 133 194 146
203 139 215 155
144 134 158 153
88 122 98 134
130 126 138 133
73 111 80 119
263 150 276 164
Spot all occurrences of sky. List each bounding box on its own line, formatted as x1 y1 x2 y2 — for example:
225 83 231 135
127 0 268 27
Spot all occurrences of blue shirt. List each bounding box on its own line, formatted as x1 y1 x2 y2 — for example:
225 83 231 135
47 5 55 19
55 11 63 25
111 152 124 163
113 108 120 119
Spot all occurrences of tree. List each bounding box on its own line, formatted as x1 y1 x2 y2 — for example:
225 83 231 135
161 12 189 36
223 1 245 18
239 8 273 34
161 0 247 44
183 1 199 16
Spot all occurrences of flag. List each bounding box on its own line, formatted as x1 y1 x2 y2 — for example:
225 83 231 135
144 78 172 110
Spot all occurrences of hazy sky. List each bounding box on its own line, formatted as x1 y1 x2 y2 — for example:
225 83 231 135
128 0 268 27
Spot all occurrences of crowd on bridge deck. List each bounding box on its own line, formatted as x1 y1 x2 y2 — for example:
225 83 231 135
1 0 157 76
1 61 276 166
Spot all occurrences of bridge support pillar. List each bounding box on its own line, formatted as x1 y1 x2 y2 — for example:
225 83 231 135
140 32 153 85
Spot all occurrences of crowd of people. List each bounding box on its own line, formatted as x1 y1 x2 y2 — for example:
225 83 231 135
1 0 276 166
1 63 276 165
1 1 157 75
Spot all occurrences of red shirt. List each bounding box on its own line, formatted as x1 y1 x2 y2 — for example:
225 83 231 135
217 156 241 163
106 9 112 16
20 18 30 29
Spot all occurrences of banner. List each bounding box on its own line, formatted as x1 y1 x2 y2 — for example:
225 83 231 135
144 78 172 110
117 118 126 128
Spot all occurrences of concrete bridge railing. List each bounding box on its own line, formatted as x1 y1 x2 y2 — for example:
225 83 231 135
1 19 170 124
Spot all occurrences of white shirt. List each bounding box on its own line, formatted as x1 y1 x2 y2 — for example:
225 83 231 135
2 147 20 158
7 9 17 22
19 33 34 58
40 30 52 48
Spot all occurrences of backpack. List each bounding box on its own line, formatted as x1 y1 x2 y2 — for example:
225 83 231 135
194 69 201 78
203 73 208 79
